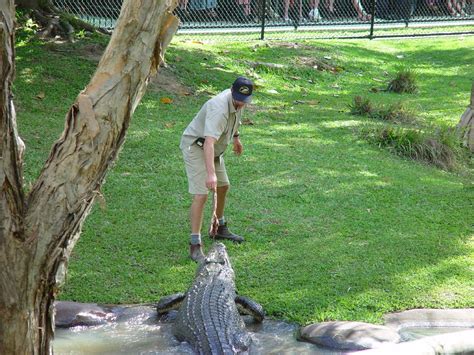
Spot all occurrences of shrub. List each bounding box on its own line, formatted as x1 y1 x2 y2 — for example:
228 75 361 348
350 97 417 124
361 125 468 171
387 68 418 94
376 102 417 123
349 96 375 116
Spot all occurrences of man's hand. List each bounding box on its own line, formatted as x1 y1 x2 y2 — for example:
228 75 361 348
206 172 218 191
204 136 218 191
233 137 243 156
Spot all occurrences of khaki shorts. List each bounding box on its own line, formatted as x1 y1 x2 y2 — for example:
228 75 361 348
182 144 229 195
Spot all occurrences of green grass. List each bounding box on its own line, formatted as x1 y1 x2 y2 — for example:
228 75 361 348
14 31 474 326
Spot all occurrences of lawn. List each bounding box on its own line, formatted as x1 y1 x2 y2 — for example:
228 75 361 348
14 31 473 325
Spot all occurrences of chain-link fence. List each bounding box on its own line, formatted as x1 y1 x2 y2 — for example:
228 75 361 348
53 0 474 39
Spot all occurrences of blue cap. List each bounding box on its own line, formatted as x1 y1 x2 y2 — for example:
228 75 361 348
231 77 253 103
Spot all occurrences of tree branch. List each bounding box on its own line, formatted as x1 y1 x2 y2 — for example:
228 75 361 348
0 1 25 245
0 3 29 348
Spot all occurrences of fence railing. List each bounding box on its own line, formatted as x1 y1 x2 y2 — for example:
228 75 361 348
53 0 474 39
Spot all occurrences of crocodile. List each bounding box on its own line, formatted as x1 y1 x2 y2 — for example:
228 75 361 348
156 242 264 354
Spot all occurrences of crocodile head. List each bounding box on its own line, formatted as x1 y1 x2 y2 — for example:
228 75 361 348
195 242 234 277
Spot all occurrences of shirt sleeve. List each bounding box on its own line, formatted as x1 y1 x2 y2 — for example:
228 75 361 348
204 100 228 139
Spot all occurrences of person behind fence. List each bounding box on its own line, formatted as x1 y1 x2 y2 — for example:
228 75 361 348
189 0 217 18
283 0 303 22
352 0 371 21
307 0 369 21
236 0 252 21
308 0 334 21
446 0 467 15
180 77 253 262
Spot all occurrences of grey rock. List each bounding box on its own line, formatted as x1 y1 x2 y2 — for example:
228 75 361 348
298 321 401 350
54 301 117 328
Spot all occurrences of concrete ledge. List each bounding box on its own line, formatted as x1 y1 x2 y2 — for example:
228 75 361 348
357 329 474 354
384 309 474 330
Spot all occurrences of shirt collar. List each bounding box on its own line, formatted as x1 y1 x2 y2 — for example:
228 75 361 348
227 90 237 114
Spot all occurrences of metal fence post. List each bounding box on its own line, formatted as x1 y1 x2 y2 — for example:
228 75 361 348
260 0 267 40
405 0 415 27
369 0 376 39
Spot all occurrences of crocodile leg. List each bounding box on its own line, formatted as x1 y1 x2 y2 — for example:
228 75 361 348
156 293 186 314
235 296 265 323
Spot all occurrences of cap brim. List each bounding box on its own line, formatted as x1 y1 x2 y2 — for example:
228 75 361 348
232 92 252 103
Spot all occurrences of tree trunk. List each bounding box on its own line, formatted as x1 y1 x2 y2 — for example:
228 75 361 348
457 82 474 152
0 0 178 353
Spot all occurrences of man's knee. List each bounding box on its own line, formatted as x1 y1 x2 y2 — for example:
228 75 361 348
192 194 208 205
217 184 230 193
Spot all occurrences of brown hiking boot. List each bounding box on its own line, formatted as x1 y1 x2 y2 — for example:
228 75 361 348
211 223 245 243
189 243 204 262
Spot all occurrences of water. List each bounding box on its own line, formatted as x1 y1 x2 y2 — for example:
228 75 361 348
53 305 472 354
53 305 343 354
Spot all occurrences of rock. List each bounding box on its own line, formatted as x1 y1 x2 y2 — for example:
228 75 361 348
54 301 117 328
298 321 401 351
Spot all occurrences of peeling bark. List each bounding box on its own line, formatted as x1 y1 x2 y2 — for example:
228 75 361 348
0 0 178 353
457 82 474 152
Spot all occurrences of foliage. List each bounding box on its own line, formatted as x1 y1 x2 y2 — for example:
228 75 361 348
14 34 474 325
377 101 417 123
350 93 469 171
15 5 98 42
15 10 39 43
361 125 468 171
349 95 375 116
387 67 418 94
350 96 417 124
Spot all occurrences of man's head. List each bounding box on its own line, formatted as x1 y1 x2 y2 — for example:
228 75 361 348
231 76 253 106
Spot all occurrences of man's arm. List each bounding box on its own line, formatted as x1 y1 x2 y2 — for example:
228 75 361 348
204 136 217 191
233 133 243 156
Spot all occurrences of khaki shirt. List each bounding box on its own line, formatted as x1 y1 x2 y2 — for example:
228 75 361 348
180 89 242 157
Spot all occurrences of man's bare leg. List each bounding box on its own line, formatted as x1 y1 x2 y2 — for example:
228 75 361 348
216 185 229 220
213 185 244 242
189 194 208 261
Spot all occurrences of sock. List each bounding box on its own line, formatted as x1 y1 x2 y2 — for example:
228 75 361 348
190 233 201 245
218 217 226 226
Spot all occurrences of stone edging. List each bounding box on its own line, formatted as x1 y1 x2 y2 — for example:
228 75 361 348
298 308 474 353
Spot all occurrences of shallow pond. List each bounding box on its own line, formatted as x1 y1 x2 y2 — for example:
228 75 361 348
53 305 472 354
53 305 344 354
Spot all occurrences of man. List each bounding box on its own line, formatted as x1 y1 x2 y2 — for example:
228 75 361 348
180 76 253 261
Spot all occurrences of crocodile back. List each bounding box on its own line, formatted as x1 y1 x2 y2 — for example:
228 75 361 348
173 243 251 354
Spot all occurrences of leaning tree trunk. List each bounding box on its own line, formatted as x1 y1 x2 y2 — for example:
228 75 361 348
0 0 178 353
457 81 474 152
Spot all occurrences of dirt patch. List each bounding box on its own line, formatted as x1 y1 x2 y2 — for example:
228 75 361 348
77 43 107 62
51 41 193 97
265 42 329 52
296 56 342 73
148 67 194 96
